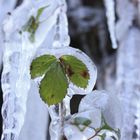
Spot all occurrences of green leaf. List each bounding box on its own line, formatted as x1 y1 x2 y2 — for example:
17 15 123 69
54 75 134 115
101 115 115 132
99 133 106 140
60 55 89 88
74 117 91 126
102 122 114 132
101 114 121 139
23 16 39 42
23 16 35 31
23 6 48 42
39 61 68 105
30 55 57 79
36 6 48 21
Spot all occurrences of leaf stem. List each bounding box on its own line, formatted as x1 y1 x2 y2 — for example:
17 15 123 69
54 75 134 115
87 128 102 140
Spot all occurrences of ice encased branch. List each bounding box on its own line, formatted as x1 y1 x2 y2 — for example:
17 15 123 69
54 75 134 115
1 0 63 139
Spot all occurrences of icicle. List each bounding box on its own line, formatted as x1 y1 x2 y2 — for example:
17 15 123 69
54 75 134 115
52 0 70 48
104 0 117 49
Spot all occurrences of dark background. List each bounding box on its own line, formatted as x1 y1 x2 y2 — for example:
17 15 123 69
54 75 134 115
67 0 116 114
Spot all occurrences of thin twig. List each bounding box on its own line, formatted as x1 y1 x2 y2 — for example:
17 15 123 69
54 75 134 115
59 102 65 140
87 128 102 140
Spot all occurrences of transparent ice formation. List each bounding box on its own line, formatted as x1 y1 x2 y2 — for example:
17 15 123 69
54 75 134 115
79 90 122 129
